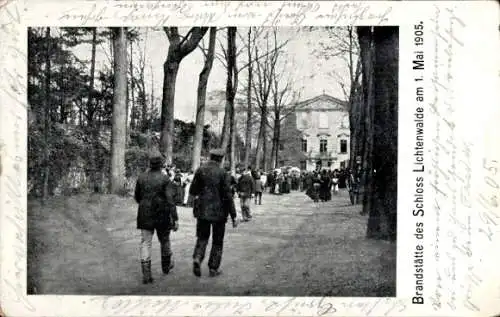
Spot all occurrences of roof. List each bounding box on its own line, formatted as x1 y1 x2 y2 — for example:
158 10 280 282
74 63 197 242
292 94 348 112
205 91 348 113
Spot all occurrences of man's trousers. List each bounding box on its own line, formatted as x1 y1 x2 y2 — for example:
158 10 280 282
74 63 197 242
192 219 226 270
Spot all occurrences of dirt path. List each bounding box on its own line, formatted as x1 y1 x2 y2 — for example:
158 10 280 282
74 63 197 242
28 190 395 296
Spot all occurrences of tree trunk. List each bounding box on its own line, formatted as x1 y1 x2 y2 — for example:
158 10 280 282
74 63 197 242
42 27 51 201
192 27 216 172
230 109 237 172
367 26 398 241
271 117 280 169
244 28 253 168
109 27 128 194
255 109 267 170
220 27 238 170
160 59 180 165
357 26 375 216
87 27 101 192
275 117 281 168
262 124 268 171
160 27 208 164
129 40 135 132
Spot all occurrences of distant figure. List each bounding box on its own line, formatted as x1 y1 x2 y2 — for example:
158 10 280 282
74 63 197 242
173 169 184 205
189 149 238 277
237 166 255 221
259 170 267 188
267 171 276 194
254 173 263 205
183 170 194 206
332 170 339 195
134 156 179 284
312 172 322 202
275 173 284 195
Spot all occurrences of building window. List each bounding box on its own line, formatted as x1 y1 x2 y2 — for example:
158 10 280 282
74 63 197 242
301 139 307 152
300 160 307 170
340 139 347 154
279 142 284 151
320 139 328 153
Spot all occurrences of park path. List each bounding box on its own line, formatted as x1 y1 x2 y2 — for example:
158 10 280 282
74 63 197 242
28 190 395 296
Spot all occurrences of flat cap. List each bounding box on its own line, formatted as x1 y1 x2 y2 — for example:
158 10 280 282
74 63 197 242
209 148 225 157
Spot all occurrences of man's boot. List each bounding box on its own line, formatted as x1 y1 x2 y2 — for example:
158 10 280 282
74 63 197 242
208 245 223 277
192 239 208 277
141 260 153 284
161 255 174 275
209 269 222 277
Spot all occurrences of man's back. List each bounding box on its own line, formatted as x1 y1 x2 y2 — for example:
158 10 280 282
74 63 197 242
237 172 254 194
190 161 233 222
135 170 170 203
135 170 176 231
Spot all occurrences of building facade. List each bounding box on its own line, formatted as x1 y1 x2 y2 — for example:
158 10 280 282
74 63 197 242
204 91 350 171
281 94 350 171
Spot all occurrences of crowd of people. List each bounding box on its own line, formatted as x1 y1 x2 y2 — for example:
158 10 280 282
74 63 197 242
134 150 361 284
160 164 360 210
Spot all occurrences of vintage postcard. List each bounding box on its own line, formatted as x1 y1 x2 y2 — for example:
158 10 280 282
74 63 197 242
1 1 499 316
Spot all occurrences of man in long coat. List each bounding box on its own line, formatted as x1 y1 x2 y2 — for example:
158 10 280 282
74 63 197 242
189 149 237 277
134 156 179 284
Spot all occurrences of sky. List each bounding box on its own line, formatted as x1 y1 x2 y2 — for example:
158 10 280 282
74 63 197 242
74 27 355 122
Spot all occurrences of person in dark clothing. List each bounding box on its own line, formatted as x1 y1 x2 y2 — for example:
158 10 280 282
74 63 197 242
267 171 276 194
237 167 255 221
189 149 238 277
173 170 184 205
134 156 179 284
254 173 263 205
312 172 322 202
319 170 331 201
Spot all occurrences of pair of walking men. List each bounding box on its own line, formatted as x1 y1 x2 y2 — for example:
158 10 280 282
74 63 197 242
134 149 237 284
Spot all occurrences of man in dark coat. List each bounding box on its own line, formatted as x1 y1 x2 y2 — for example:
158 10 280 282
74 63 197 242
189 149 238 277
134 156 179 284
267 171 275 194
237 166 255 221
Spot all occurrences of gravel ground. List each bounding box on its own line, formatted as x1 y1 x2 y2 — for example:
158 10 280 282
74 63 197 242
27 190 395 296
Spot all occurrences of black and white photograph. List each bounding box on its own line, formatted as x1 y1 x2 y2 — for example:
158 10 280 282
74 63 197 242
2 1 500 316
26 26 398 296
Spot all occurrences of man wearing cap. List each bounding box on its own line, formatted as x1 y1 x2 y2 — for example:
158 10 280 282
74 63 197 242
134 156 179 284
237 166 255 221
189 148 238 277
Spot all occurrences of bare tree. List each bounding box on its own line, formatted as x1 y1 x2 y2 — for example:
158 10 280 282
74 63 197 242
192 27 217 172
243 27 254 168
269 72 302 169
367 26 398 241
215 27 290 170
219 27 238 172
252 29 284 171
131 38 148 133
160 27 209 164
87 27 102 192
357 26 375 216
109 27 128 193
42 27 51 201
